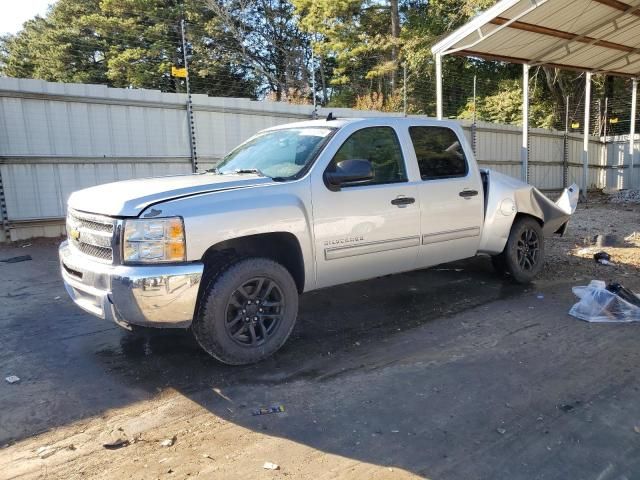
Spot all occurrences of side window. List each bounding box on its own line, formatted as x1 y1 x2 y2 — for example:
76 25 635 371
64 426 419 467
409 126 468 180
327 127 407 186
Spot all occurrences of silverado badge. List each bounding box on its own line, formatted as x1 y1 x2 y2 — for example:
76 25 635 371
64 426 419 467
69 228 81 241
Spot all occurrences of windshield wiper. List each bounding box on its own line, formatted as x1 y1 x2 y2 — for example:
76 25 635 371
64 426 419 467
235 168 266 176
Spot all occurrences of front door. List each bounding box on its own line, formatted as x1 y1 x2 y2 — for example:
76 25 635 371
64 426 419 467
311 126 421 289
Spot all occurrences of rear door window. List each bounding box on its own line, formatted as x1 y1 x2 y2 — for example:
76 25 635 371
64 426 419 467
409 126 468 180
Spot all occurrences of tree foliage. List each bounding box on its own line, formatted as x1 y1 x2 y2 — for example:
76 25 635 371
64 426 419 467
0 0 257 97
0 0 631 130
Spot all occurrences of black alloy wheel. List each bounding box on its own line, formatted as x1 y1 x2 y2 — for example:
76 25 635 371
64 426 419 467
224 277 284 347
516 226 540 272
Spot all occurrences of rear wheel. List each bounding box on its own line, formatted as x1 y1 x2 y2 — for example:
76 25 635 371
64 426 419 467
494 217 544 284
192 257 299 365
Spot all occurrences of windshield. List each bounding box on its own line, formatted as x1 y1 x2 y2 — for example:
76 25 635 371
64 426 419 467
215 127 335 179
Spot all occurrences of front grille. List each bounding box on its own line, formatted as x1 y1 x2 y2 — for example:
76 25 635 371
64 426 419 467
67 210 116 263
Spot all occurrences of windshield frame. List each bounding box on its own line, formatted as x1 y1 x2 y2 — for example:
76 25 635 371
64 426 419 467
213 126 339 181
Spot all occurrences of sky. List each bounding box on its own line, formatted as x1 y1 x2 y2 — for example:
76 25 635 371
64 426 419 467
0 0 58 35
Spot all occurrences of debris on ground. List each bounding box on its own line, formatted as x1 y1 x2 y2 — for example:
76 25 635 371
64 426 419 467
496 428 507 435
594 234 625 247
20 243 32 248
608 189 640 205
0 255 32 264
102 438 130 450
593 251 614 265
252 405 285 416
263 462 280 470
160 436 176 447
569 280 640 322
36 446 57 459
5 375 20 384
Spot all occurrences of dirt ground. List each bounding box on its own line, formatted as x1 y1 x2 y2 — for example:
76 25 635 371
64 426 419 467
1 198 639 480
543 193 640 282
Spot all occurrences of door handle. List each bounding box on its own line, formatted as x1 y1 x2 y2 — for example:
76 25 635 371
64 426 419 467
459 190 478 198
391 196 415 206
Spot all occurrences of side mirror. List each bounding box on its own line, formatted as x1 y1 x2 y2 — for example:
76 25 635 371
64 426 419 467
324 159 374 190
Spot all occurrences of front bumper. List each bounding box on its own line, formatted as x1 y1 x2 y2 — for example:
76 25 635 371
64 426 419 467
59 241 204 328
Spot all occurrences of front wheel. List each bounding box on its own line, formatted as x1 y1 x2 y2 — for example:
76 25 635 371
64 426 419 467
192 257 299 365
494 216 544 284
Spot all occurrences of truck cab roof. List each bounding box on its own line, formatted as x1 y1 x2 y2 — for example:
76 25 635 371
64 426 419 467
265 116 464 132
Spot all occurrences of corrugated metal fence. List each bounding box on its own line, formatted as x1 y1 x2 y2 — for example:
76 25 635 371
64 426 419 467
0 77 635 242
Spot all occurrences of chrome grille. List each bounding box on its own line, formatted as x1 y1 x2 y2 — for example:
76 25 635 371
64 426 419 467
66 210 116 263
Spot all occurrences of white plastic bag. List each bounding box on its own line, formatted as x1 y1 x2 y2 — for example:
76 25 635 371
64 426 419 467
569 280 640 323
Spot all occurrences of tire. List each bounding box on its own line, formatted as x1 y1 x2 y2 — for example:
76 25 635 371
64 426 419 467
192 257 299 365
496 216 544 284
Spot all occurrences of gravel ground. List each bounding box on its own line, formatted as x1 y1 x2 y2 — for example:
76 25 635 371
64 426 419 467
543 194 640 290
608 189 640 205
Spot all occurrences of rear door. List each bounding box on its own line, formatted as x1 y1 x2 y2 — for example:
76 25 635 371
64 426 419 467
409 125 484 267
311 125 421 288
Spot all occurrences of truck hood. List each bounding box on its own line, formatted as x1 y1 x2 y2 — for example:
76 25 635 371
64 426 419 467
68 173 274 217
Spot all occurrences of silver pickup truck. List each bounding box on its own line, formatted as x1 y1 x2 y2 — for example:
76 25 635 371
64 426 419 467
60 117 578 364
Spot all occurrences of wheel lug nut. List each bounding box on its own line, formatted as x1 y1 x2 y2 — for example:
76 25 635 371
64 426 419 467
254 316 258 320
247 300 252 304
259 308 263 312
242 309 246 313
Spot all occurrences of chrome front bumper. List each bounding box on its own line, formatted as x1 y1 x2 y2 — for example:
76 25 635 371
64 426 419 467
59 241 204 328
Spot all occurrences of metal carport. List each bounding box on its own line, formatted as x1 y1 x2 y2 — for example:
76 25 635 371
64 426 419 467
432 0 640 195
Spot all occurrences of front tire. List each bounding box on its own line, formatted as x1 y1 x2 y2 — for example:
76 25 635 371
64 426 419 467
192 257 299 365
495 216 544 284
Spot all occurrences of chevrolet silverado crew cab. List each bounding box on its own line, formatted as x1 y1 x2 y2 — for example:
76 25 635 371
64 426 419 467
60 117 578 364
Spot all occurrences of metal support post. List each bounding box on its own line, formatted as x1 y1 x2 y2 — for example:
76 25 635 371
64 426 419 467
521 64 530 183
435 53 443 120
603 97 609 139
630 78 637 188
0 167 10 241
472 75 477 156
582 72 592 200
563 95 569 188
181 18 198 173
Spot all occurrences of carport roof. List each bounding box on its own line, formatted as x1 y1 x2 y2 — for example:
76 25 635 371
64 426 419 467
431 0 640 77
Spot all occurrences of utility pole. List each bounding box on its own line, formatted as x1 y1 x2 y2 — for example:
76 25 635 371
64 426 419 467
311 46 317 118
403 63 407 117
181 18 198 173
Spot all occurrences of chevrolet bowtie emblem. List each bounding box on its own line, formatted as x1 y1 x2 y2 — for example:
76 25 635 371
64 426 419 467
69 228 81 241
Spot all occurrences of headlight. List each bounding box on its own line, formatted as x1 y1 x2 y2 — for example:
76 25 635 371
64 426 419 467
123 217 186 263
